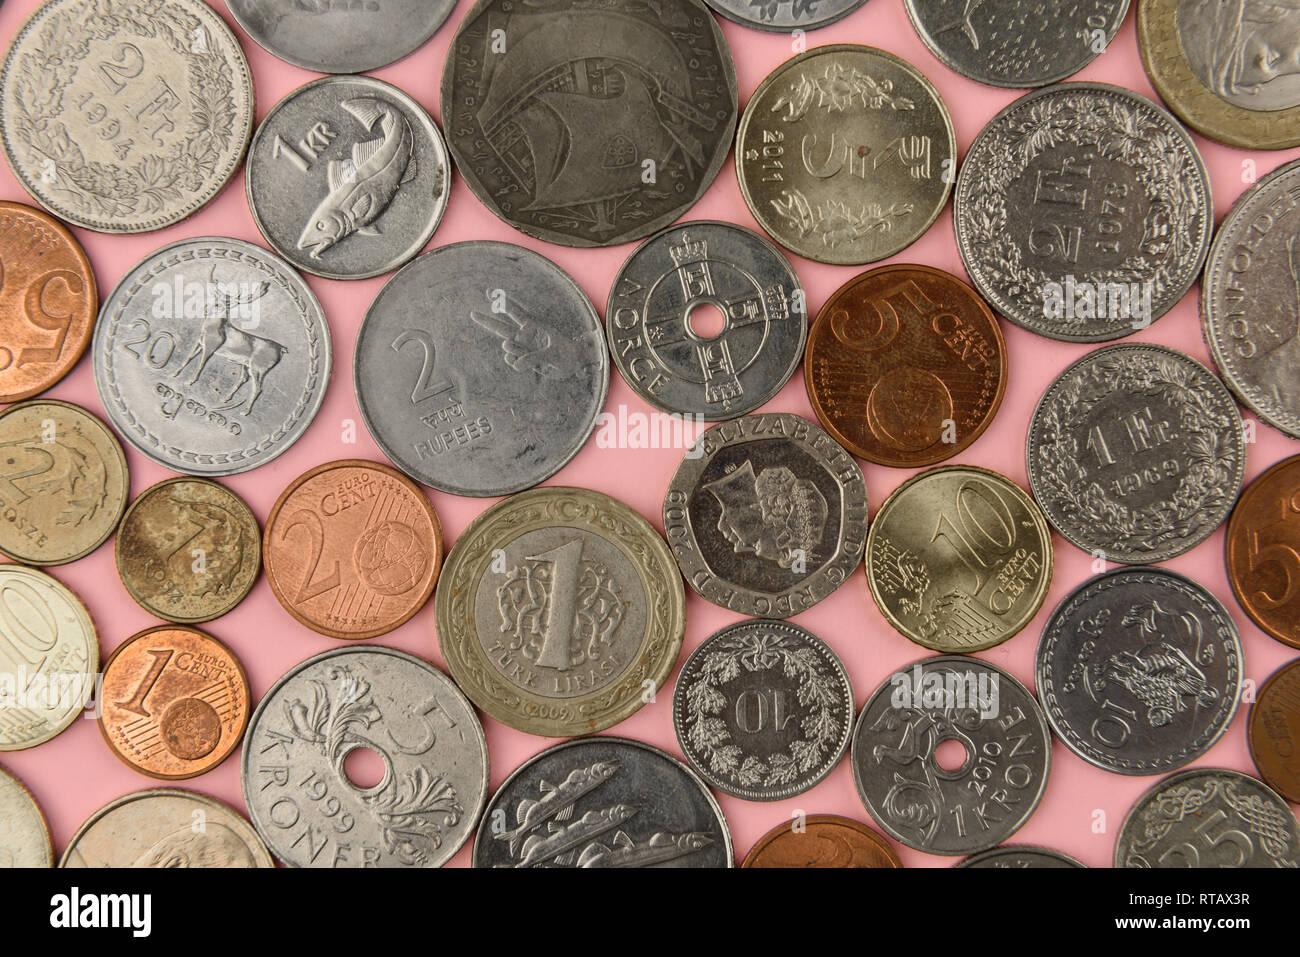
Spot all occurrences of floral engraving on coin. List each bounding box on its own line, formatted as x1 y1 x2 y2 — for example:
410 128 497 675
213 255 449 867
1176 0 1300 111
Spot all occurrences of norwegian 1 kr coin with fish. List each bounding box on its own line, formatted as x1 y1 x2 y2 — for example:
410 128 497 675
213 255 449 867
740 815 902 868
1036 568 1242 776
0 400 128 567
93 238 332 477
473 737 732 868
242 646 488 867
247 75 451 281
956 846 1085 867
0 763 52 867
704 0 869 32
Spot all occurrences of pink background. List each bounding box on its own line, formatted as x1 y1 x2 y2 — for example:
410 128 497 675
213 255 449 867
2 0 1298 868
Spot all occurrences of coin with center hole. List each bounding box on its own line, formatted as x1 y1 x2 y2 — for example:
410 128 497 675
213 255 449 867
0 763 52 867
741 815 902 868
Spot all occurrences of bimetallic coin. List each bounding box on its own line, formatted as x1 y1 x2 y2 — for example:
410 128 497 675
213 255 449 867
955 83 1213 342
1202 159 1300 439
247 75 451 281
0 202 97 402
1138 0 1300 150
355 242 608 497
607 222 806 420
705 0 869 31
0 565 98 752
473 737 731 868
1027 344 1246 564
673 619 853 801
805 265 1008 467
0 763 52 867
664 413 869 619
0 0 253 233
442 0 738 248
1249 659 1300 804
264 460 442 641
1036 568 1242 776
116 478 260 624
736 45 955 267
867 466 1052 653
904 0 1130 88
957 846 1085 868
436 487 684 738
98 626 250 780
1226 454 1300 648
60 788 273 868
241 646 489 868
741 815 902 868
226 0 456 74
851 656 1051 856
0 400 128 567
93 238 332 477
1116 768 1300 868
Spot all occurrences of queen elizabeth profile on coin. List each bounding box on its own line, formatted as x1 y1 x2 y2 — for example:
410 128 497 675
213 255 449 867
1179 0 1300 110
706 461 829 573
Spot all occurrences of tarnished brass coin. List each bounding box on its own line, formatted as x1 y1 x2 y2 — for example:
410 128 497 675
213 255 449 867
1225 454 1300 649
741 815 902 868
866 465 1053 652
0 762 53 866
1249 659 1300 804
0 399 128 566
116 477 260 624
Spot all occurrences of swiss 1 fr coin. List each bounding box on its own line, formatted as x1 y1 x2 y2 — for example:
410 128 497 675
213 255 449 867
956 845 1084 867
1225 453 1300 649
0 763 52 867
1248 659 1300 804
740 815 901 868
704 0 869 32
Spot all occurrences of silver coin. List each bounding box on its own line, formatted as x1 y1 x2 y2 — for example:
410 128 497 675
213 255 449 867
956 845 1085 868
954 82 1213 342
92 237 332 477
1027 343 1245 564
1116 768 1300 868
354 241 608 497
441 0 738 248
0 763 52 867
904 0 1131 88
246 75 451 281
0 0 253 234
472 737 732 868
672 619 853 802
241 646 489 868
851 655 1051 856
1036 567 1241 776
663 412 869 619
225 0 456 74
1202 158 1300 439
607 221 806 420
61 788 274 868
704 0 869 31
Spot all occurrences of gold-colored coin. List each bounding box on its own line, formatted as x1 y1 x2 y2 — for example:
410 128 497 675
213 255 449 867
0 399 128 566
115 477 260 624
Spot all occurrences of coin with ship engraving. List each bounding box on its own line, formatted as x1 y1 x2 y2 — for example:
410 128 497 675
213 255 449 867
1202 159 1300 439
0 400 128 567
1226 454 1300 649
704 0 869 31
0 202 97 403
1116 767 1300 867
904 0 1130 88
1249 659 1300 804
473 737 731 868
955 83 1213 341
60 788 273 868
673 619 853 801
1036 567 1242 776
226 0 456 74
866 466 1052 653
247 75 450 281
241 646 488 868
1138 0 1300 150
1027 344 1245 564
740 815 902 868
0 763 52 867
442 0 738 248
355 242 608 497
607 221 806 420
93 238 332 477
264 460 442 641
736 45 955 267
436 486 684 738
957 846 1085 867
851 655 1051 855
116 478 260 624
805 265 1008 467
664 413 869 619
0 565 98 752
0 0 253 233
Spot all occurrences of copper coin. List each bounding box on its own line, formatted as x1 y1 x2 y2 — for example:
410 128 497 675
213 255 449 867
805 264 1008 467
1249 659 1300 804
263 459 442 640
741 814 903 868
1225 453 1300 649
115 477 260 624
98 625 250 780
0 202 97 404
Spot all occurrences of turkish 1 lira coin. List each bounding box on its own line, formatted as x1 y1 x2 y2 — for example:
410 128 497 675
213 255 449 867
0 763 52 866
704 0 869 31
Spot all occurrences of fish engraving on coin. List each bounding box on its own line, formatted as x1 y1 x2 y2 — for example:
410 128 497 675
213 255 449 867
1225 453 1300 649
704 0 869 31
957 846 1085 868
741 815 902 868
0 763 52 867
1249 659 1300 804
